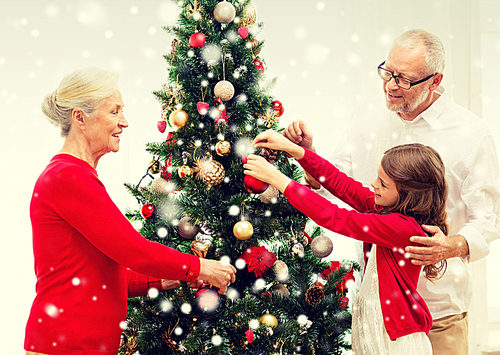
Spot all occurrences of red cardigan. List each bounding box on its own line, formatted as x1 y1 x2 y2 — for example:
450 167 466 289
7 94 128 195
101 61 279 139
284 149 432 340
25 154 200 354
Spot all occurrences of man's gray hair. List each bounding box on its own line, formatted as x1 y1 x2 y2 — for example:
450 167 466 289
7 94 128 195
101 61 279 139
392 29 445 75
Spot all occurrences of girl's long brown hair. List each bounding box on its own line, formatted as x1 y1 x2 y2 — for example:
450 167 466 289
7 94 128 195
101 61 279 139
380 143 448 280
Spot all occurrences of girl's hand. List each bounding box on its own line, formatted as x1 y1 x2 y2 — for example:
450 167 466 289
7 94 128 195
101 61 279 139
243 154 278 184
253 130 290 151
244 154 291 192
253 129 305 160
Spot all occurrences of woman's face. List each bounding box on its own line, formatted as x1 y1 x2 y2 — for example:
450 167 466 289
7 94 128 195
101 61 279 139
371 164 399 207
84 90 128 158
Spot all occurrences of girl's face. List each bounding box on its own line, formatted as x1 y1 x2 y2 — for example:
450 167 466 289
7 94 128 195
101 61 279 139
371 164 399 207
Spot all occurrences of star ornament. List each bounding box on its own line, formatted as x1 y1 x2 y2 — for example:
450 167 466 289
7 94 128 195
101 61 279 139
257 109 279 128
241 246 277 278
186 0 204 18
162 84 183 107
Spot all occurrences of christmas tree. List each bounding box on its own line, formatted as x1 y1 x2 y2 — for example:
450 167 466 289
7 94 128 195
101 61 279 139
121 1 357 354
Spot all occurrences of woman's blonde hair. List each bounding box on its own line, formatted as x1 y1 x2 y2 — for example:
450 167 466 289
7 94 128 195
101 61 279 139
380 143 448 280
41 67 119 137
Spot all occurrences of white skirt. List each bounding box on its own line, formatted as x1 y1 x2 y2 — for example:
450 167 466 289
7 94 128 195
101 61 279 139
351 247 432 355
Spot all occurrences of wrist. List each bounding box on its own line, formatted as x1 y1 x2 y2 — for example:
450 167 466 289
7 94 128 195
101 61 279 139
288 145 305 160
452 234 469 259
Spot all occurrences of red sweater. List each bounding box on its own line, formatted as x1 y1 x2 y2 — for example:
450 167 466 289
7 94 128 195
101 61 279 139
25 154 200 354
284 149 432 340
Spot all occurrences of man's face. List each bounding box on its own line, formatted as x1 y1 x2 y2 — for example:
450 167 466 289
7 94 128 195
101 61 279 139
383 45 433 119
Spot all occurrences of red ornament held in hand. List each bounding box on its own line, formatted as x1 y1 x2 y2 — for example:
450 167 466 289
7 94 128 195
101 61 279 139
243 175 268 194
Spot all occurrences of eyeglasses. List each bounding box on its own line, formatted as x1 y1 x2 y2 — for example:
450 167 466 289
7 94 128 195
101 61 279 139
377 61 437 90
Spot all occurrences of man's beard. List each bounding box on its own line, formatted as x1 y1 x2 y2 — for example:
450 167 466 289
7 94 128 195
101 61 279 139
385 85 429 115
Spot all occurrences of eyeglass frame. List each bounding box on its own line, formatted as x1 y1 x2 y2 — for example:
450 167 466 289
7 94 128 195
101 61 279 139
377 61 437 90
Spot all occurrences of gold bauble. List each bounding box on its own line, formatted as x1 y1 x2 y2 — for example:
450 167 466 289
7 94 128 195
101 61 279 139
214 80 235 101
311 235 334 258
178 165 193 179
215 140 231 156
213 1 236 24
150 177 171 194
149 159 161 174
197 158 225 186
242 3 257 27
233 220 253 240
259 312 278 328
169 109 189 129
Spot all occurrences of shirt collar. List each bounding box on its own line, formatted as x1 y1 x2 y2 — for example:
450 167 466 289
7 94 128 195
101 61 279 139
398 86 446 125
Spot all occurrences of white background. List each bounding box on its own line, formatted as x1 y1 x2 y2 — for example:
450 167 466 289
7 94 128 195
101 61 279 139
1 1 499 354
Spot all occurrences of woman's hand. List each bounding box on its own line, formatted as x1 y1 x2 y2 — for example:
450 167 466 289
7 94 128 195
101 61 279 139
198 258 236 294
253 129 305 160
244 154 291 193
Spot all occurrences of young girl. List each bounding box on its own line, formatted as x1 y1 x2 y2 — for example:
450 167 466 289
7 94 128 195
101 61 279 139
244 130 448 355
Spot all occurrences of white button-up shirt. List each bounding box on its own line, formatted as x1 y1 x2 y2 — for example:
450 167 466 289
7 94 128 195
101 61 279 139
324 86 500 319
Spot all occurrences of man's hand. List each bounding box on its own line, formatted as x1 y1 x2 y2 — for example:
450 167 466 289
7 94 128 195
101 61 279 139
405 225 469 266
283 119 314 150
161 279 181 290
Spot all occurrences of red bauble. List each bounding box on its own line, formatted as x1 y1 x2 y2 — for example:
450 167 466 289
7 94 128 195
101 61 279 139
189 32 206 47
271 100 284 117
195 288 220 314
157 120 167 133
243 175 269 194
242 156 248 164
141 202 156 219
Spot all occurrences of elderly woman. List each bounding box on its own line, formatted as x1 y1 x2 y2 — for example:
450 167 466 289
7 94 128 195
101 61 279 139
24 67 236 355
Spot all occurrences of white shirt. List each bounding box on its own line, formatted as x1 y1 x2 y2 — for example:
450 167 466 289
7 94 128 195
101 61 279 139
324 86 500 319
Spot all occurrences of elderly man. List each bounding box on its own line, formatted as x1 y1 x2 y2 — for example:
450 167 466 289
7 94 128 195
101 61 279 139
284 29 500 355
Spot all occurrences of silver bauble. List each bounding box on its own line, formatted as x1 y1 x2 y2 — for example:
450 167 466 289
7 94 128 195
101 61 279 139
150 177 171 194
310 235 334 258
272 260 289 283
213 1 236 24
178 216 200 240
214 80 235 101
